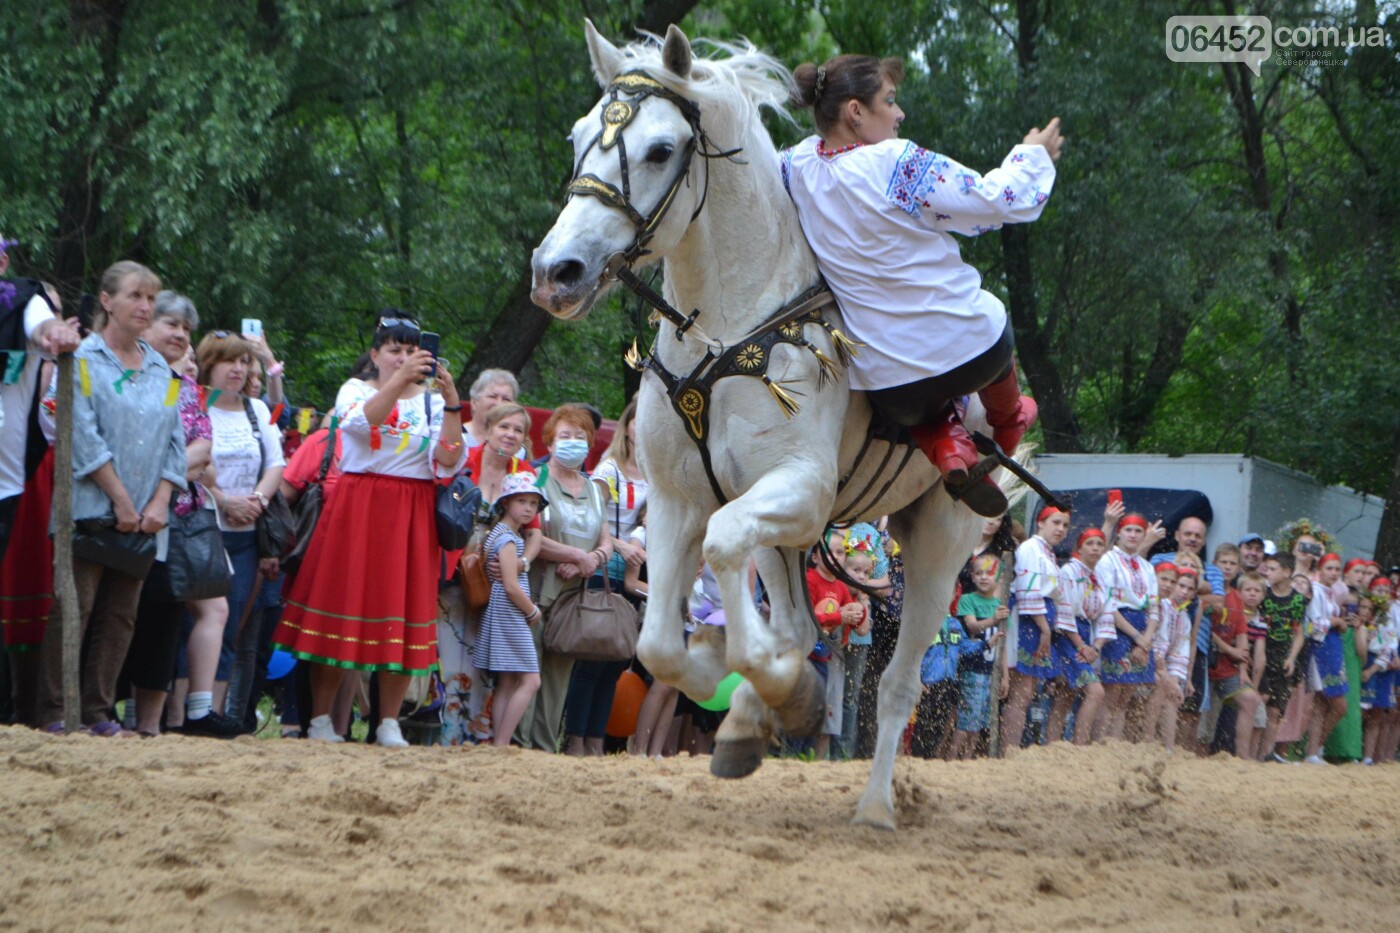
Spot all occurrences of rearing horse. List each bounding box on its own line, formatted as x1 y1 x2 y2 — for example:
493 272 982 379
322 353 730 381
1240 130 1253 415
531 23 1010 830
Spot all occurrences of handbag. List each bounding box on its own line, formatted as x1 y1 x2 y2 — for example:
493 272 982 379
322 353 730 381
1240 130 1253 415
429 393 481 550
242 398 296 559
542 573 638 662
145 506 233 602
458 535 491 611
281 429 337 578
72 519 157 580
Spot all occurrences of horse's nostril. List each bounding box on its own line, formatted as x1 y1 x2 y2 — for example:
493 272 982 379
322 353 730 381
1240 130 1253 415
549 259 586 287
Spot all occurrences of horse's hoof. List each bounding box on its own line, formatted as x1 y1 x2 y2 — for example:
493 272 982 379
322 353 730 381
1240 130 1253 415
710 737 768 779
851 800 897 831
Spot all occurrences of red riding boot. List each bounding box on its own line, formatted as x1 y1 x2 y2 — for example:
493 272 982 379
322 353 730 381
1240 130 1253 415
980 367 1038 454
910 407 1008 518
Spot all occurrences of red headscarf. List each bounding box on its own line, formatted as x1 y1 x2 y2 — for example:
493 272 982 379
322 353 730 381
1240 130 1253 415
1119 513 1148 530
1076 528 1106 550
1344 558 1369 575
1037 504 1069 525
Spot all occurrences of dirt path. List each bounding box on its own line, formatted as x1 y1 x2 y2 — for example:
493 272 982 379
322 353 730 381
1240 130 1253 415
1 727 1393 931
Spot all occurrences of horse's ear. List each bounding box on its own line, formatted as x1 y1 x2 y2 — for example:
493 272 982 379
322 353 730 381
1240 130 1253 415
584 19 624 87
662 24 692 79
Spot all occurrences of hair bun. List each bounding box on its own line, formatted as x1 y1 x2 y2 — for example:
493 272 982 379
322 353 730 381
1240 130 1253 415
790 62 819 108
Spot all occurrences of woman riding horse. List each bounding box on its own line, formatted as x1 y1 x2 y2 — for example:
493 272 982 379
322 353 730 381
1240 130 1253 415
782 55 1063 516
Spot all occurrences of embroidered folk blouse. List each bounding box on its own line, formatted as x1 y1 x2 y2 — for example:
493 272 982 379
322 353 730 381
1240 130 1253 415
780 137 1056 390
1013 535 1061 618
1098 546 1161 629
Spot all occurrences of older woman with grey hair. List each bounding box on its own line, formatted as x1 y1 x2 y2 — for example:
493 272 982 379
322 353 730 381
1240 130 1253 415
463 368 521 450
123 291 241 736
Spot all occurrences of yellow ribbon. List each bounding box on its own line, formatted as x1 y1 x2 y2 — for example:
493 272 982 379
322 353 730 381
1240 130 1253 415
163 378 181 407
77 358 92 396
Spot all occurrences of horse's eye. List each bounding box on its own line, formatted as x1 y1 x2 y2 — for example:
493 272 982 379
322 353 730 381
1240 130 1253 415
645 144 674 164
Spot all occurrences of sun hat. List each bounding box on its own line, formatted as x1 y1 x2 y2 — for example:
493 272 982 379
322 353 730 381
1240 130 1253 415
494 471 547 509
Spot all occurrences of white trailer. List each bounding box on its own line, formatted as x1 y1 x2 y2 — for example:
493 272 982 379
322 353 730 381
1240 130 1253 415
1027 453 1384 559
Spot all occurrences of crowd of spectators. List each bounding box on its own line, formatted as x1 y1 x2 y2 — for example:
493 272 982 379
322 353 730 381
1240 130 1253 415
2 256 1395 767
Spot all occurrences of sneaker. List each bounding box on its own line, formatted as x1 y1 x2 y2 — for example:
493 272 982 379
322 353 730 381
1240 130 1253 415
1304 754 1326 765
181 711 246 739
307 714 346 743
1268 752 1290 765
376 718 410 749
1362 758 1374 766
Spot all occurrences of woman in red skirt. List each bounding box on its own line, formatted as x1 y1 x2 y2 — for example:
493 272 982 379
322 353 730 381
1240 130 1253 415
272 313 463 747
1 445 54 725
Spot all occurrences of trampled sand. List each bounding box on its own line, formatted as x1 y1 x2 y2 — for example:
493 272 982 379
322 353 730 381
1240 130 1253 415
1 726 1394 931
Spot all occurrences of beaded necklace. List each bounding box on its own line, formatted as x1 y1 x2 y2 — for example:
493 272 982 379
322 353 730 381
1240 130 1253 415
816 139 865 158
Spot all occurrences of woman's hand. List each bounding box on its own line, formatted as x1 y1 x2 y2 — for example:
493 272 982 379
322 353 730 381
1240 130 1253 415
137 502 168 536
394 348 436 389
1023 117 1064 161
556 562 582 581
222 494 262 525
575 549 601 577
112 501 141 534
1130 645 1148 667
616 538 647 568
259 557 280 579
1102 498 1125 528
435 362 460 407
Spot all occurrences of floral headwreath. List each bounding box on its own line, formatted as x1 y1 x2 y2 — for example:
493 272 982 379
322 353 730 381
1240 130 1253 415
842 532 872 557
1275 518 1337 557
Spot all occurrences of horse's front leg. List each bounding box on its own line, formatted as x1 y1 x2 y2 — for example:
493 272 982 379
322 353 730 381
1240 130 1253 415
633 490 727 700
852 487 984 830
703 463 833 777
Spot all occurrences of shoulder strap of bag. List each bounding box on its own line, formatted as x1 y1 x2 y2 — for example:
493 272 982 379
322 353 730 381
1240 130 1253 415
313 427 336 485
242 396 267 482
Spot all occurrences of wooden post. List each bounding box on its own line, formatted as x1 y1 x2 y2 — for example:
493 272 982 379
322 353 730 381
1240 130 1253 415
51 353 81 733
986 548 1014 758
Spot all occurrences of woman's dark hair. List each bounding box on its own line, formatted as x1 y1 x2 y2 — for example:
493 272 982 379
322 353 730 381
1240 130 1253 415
791 55 905 136
372 307 422 350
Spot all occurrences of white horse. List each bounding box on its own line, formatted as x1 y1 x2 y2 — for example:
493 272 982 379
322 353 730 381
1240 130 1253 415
531 23 1009 829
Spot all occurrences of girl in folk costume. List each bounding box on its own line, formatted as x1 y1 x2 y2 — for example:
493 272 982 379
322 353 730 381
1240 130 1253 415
1000 505 1069 750
1097 513 1161 740
1048 527 1110 746
272 313 464 748
783 55 1062 516
1302 557 1352 763
1146 565 1198 750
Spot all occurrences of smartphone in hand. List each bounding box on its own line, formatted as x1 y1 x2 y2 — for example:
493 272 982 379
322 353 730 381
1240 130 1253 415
1107 488 1122 507
419 332 440 377
241 318 263 339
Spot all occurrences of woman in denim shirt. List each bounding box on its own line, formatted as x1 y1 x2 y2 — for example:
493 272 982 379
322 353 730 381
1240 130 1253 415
35 261 186 734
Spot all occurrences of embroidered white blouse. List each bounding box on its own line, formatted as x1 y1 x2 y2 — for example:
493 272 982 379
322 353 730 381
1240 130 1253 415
780 137 1056 391
1097 546 1160 628
1014 535 1061 618
1056 556 1114 640
333 379 462 479
1154 599 1194 678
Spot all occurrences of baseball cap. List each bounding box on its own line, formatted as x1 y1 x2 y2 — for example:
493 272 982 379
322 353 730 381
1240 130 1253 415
1238 533 1264 546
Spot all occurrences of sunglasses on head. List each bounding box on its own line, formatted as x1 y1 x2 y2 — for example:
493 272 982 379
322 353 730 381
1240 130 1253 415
377 317 420 331
210 330 233 338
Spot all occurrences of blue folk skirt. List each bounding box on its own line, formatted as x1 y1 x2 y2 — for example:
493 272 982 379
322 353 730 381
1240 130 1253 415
1054 618 1100 689
1315 630 1348 698
1014 599 1060 679
1100 608 1154 685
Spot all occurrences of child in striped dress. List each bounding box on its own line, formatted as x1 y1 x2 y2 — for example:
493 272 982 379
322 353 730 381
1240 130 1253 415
474 472 548 747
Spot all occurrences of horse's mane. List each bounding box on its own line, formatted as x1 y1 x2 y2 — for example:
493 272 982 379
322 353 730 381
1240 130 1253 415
611 34 797 150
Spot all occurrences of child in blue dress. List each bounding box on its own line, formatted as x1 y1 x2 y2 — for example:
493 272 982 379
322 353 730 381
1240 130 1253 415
473 472 547 747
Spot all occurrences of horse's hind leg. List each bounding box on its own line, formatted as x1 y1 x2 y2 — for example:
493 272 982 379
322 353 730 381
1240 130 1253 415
853 487 983 830
703 467 833 777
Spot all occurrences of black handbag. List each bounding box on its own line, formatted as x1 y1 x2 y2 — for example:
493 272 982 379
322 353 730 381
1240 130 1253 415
428 393 480 550
72 519 157 580
242 398 296 559
145 506 232 602
281 429 337 577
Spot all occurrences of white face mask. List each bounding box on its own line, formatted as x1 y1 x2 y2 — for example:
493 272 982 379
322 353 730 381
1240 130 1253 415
553 438 589 468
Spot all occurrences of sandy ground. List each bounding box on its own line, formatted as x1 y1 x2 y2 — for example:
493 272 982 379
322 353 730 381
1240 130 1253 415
1 726 1396 932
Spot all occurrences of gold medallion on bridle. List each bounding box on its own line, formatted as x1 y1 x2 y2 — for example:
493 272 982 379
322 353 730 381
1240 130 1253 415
735 344 766 373
600 101 636 149
678 388 706 439
779 321 805 341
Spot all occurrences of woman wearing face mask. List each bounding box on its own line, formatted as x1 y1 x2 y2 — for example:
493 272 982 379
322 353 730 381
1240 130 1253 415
272 311 463 748
515 404 611 753
1096 513 1162 740
436 401 540 747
